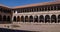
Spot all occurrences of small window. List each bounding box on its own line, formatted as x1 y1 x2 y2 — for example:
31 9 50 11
57 5 60 10
54 6 56 10
47 6 50 11
51 6 53 10
44 7 47 11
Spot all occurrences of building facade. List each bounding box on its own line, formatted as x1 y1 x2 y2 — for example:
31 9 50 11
0 6 12 24
0 2 60 24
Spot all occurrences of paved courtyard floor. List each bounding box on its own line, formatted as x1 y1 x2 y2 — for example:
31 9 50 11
0 22 60 32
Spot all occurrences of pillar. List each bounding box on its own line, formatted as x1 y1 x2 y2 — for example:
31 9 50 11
11 16 13 22
47 6 48 11
41 8 42 11
50 15 51 23
44 7 45 11
44 15 45 23
50 6 51 11
56 6 58 10
53 6 54 10
24 16 25 23
56 14 58 23
38 15 39 23
33 16 34 23
28 16 29 22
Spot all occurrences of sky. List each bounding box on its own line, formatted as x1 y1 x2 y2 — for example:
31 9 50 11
0 0 55 7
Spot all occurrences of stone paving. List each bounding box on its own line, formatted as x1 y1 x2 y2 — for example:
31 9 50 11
0 22 60 32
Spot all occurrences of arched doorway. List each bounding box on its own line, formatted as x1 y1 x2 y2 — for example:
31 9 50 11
58 15 60 23
7 16 10 21
25 16 28 22
0 15 2 21
17 16 20 22
29 16 33 22
51 15 56 23
13 16 16 22
3 15 6 21
45 15 50 23
7 16 11 23
21 16 24 22
39 15 44 23
34 16 38 22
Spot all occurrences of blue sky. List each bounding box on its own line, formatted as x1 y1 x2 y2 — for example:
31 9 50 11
0 0 54 7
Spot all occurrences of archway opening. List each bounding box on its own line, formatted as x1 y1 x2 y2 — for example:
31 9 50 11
45 15 50 23
34 16 38 22
7 16 10 21
58 15 60 23
17 16 20 22
25 16 28 22
51 15 56 23
7 16 11 23
3 15 6 21
39 15 44 23
13 16 16 22
29 16 33 22
21 16 24 22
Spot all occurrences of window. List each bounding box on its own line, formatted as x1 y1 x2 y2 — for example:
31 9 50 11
57 5 60 10
54 6 56 10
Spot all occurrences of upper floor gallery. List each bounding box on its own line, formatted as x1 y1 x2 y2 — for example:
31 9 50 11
0 1 60 13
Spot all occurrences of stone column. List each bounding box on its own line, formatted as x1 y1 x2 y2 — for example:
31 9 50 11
50 15 51 23
28 15 29 22
53 6 54 10
31 8 32 12
35 8 37 12
38 15 39 23
33 8 34 12
44 15 45 23
47 7 48 11
50 6 51 11
24 16 25 23
11 16 13 22
33 16 34 23
38 8 39 11
44 7 45 11
41 8 42 11
56 6 58 10
56 14 58 23
20 16 21 22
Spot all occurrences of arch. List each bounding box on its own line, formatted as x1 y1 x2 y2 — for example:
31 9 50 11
58 15 60 23
21 16 24 22
3 15 6 21
13 16 16 22
25 16 28 22
34 16 38 22
29 16 33 22
7 16 10 21
45 15 50 23
17 16 20 22
39 15 44 23
51 15 56 23
0 15 2 21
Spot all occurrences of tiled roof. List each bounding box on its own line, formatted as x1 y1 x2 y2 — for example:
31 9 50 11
14 1 60 9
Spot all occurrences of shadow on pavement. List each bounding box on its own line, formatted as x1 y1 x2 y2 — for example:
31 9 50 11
0 28 39 32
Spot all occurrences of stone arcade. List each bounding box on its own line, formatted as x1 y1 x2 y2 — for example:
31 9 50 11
0 2 60 24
